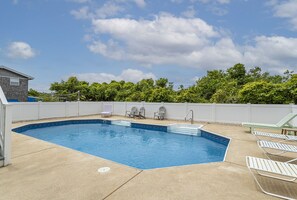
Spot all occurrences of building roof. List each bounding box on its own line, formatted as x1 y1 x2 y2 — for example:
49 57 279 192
0 65 34 80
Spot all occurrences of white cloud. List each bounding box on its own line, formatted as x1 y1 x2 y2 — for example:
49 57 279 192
133 0 146 8
270 0 297 30
181 6 196 18
88 14 241 68
72 69 156 83
7 41 36 59
95 2 125 18
70 6 93 19
68 0 90 3
242 36 297 72
171 0 184 3
87 14 297 72
70 0 146 20
193 0 231 4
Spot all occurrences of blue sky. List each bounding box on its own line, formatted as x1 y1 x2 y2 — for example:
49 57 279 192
0 0 296 91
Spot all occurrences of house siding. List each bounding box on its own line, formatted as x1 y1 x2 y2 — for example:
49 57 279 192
0 68 29 102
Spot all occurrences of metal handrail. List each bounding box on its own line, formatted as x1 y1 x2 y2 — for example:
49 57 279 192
185 110 194 124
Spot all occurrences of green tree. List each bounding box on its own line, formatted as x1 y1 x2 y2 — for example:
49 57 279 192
227 63 246 86
195 70 226 101
239 81 286 104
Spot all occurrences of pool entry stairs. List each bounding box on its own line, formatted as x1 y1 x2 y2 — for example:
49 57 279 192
167 124 203 136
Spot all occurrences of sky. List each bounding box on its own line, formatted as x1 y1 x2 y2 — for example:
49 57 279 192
0 0 297 91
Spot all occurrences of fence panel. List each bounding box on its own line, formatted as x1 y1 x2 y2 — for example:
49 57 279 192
9 101 297 126
250 104 292 124
11 102 39 121
215 104 249 124
79 102 101 116
188 103 213 122
112 102 126 116
39 102 66 119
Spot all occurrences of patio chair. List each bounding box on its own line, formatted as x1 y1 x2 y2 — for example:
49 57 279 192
100 104 112 117
246 156 297 199
134 107 145 119
253 131 297 142
125 107 138 118
154 106 166 120
242 113 297 132
258 140 297 163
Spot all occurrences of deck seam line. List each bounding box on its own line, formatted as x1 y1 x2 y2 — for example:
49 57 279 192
12 147 57 159
225 160 247 168
102 170 143 200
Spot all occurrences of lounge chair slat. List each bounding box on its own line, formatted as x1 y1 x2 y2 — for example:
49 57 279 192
280 162 297 177
253 131 288 139
259 140 297 153
290 165 297 176
263 159 272 172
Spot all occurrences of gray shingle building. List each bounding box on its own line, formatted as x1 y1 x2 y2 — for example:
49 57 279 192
0 66 34 102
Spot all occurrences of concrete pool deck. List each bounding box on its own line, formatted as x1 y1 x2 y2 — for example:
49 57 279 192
1 115 297 200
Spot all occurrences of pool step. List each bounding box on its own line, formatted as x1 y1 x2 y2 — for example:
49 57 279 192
167 124 202 136
111 120 131 127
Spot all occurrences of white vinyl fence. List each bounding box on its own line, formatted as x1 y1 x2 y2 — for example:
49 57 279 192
10 101 297 126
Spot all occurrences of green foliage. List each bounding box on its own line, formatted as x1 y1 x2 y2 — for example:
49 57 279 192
30 65 295 104
238 81 286 104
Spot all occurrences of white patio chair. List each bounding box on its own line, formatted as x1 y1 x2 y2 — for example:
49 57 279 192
100 104 112 117
125 107 138 118
154 106 166 120
246 156 297 199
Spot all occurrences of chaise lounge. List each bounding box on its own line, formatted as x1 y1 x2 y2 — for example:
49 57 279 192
242 113 297 132
246 156 297 199
258 140 297 163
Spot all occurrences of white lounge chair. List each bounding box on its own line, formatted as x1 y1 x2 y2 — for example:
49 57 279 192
258 140 297 163
253 131 297 142
242 113 297 132
246 156 297 199
100 104 112 117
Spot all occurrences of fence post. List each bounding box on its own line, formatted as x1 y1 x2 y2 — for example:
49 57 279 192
3 104 12 166
212 103 216 123
291 103 297 126
185 102 188 118
77 101 80 116
247 103 251 122
65 101 68 117
38 101 41 120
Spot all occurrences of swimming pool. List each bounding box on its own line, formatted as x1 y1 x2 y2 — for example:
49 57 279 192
13 120 229 170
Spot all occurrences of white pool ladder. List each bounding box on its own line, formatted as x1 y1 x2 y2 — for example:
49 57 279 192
185 110 194 124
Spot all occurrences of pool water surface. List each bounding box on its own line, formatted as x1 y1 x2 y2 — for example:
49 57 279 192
14 121 228 169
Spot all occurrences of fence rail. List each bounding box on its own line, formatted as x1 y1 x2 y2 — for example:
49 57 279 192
0 87 12 166
10 101 297 126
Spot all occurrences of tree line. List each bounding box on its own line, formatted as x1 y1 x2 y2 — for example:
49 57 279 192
29 63 297 104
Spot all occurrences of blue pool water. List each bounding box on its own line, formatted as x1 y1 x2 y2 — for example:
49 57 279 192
14 121 228 169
